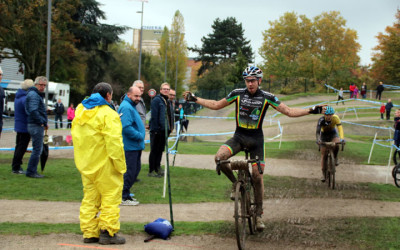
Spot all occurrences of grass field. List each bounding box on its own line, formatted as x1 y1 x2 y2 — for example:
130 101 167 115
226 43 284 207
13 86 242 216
2 92 400 248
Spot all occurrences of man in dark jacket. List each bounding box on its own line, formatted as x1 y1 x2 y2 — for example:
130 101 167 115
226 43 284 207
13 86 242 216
54 98 65 129
148 82 172 177
25 76 48 178
386 99 394 120
11 79 34 174
376 82 384 100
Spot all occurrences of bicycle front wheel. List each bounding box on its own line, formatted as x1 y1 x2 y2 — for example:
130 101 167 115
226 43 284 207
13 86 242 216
394 165 400 188
328 153 336 190
235 182 247 250
246 181 257 235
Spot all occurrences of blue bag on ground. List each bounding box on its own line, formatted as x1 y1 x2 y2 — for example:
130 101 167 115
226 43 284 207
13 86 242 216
144 218 173 239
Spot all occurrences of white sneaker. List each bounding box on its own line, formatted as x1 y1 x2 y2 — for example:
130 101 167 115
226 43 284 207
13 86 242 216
121 199 139 206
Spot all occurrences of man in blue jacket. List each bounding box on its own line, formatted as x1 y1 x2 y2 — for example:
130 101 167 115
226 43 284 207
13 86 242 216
12 79 34 174
148 83 172 177
25 76 48 178
118 86 145 205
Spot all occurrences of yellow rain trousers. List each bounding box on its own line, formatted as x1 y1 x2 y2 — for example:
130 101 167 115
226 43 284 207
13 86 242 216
72 104 126 238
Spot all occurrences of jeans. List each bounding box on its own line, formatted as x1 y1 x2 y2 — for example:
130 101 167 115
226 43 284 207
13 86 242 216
122 150 142 200
26 124 44 176
12 132 31 172
55 114 63 129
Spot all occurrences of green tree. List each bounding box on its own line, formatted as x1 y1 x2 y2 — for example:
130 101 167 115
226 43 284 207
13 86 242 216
371 9 400 82
0 0 127 100
190 17 253 76
312 11 360 81
260 12 313 79
259 11 360 85
0 0 81 79
159 10 188 96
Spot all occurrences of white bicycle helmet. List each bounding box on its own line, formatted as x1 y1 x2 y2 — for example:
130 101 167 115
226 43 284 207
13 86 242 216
243 66 263 79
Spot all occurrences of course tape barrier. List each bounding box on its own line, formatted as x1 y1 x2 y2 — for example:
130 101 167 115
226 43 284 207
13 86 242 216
341 121 394 131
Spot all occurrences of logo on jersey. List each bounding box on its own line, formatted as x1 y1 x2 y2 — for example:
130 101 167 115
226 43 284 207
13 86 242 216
249 108 261 120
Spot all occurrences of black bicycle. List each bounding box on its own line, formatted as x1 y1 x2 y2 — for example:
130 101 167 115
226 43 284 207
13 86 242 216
216 151 262 250
320 141 345 190
392 148 400 188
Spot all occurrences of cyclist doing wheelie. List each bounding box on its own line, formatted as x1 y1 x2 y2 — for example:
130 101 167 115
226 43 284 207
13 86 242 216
316 106 345 182
184 66 324 231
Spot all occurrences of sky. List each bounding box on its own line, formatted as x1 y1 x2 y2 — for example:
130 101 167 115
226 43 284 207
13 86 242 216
97 0 399 66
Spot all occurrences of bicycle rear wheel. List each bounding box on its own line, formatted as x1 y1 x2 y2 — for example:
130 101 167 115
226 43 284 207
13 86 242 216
235 182 247 250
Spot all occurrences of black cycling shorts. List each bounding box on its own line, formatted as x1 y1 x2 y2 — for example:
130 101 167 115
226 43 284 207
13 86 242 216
223 130 264 163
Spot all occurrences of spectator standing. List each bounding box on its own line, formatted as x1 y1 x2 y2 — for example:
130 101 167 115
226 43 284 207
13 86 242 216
148 83 172 177
25 76 48 178
380 103 385 120
349 83 355 98
132 80 147 128
376 82 384 100
0 67 5 138
168 89 176 134
361 82 367 99
386 99 394 120
67 103 75 129
54 98 65 129
118 86 145 206
337 88 344 105
71 82 126 245
394 109 400 149
353 86 359 99
11 79 34 174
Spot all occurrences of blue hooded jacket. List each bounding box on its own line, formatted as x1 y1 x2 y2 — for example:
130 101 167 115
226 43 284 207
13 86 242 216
118 95 145 151
25 87 47 126
14 89 29 133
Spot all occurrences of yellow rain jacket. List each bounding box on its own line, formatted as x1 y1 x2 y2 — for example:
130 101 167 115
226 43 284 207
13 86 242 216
72 93 126 238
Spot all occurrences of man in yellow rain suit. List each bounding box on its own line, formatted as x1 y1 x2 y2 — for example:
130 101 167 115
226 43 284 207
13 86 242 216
72 82 126 245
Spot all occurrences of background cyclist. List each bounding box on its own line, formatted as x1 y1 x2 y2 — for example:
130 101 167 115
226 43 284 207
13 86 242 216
316 106 345 182
184 66 323 231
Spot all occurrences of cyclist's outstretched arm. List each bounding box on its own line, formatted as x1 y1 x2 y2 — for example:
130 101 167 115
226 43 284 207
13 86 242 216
276 102 322 117
184 91 229 110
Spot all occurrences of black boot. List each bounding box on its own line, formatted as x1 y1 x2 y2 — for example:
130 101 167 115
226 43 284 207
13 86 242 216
99 230 125 245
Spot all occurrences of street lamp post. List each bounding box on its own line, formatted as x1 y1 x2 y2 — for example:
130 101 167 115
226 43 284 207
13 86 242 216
137 2 144 80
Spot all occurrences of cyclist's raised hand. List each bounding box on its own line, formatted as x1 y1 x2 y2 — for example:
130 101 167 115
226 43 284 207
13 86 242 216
309 105 326 114
183 91 198 102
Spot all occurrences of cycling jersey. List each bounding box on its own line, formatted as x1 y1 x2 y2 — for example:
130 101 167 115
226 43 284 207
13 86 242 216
316 114 344 141
226 88 281 131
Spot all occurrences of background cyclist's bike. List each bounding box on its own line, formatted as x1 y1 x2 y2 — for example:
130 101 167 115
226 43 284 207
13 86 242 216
320 141 345 190
392 148 400 188
216 151 262 250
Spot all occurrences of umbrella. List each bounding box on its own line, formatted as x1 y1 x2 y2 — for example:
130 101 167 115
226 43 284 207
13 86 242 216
40 129 49 172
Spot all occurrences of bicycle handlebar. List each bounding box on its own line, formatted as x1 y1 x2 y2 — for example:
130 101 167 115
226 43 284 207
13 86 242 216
216 156 263 175
319 141 345 151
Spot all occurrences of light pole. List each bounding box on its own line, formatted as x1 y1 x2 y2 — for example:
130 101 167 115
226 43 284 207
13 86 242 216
137 2 144 80
45 0 52 109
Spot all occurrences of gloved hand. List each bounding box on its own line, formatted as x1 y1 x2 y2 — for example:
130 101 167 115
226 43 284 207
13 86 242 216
316 140 321 145
184 91 198 102
340 139 346 144
309 105 323 114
